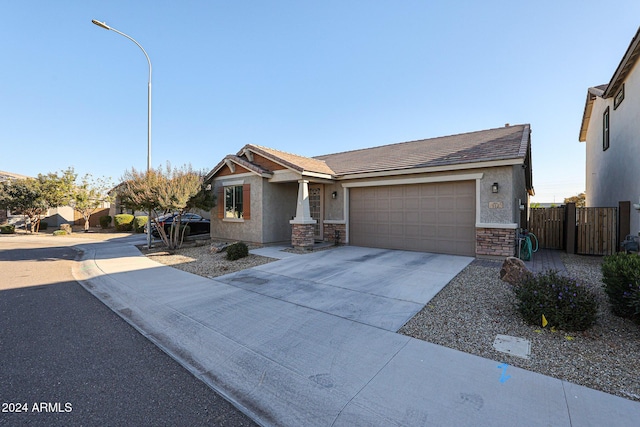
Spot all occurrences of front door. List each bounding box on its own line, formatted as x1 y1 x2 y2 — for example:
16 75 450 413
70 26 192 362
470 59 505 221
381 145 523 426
309 184 323 240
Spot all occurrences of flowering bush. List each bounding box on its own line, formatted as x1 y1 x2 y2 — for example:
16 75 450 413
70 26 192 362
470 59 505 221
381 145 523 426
514 270 598 331
601 253 640 323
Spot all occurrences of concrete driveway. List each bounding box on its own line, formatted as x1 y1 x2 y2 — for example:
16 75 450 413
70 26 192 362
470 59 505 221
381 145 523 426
217 246 473 331
71 239 640 427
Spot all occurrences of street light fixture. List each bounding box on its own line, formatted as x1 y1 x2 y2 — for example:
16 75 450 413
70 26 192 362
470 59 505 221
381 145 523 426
92 19 153 248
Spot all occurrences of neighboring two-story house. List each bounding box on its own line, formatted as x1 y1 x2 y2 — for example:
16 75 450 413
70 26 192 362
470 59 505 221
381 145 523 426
579 26 640 235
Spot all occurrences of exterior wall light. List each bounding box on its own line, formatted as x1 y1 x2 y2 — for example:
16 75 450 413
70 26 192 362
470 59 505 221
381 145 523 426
491 182 499 193
332 191 338 199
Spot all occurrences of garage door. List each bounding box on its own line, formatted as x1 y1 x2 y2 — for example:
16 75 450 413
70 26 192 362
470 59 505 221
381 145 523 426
349 181 476 256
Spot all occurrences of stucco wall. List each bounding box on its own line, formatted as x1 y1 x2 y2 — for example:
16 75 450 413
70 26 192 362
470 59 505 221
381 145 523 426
210 174 264 243
323 182 344 220
477 166 516 224
585 60 640 234
511 164 529 228
262 181 297 243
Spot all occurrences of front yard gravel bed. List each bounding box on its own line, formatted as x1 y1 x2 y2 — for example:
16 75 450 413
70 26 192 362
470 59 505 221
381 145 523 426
143 242 276 278
399 253 640 402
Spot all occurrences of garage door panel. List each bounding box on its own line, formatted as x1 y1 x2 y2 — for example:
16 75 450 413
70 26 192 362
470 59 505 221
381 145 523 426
376 211 390 222
350 181 476 256
389 211 403 223
405 211 419 223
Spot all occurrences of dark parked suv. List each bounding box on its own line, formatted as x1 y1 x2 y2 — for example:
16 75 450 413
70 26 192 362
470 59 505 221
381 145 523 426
150 213 210 237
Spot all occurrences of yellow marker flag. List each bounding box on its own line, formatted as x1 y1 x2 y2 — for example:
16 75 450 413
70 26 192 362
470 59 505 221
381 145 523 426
541 314 548 327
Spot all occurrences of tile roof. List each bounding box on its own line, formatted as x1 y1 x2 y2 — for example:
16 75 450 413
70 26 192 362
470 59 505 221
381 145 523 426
315 124 530 176
246 145 335 175
209 124 530 179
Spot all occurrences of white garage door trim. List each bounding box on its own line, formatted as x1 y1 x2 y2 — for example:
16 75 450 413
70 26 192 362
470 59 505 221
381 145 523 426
341 173 483 188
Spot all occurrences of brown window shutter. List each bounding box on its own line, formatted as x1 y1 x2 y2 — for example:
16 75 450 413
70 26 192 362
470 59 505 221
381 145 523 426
217 186 224 219
243 184 251 220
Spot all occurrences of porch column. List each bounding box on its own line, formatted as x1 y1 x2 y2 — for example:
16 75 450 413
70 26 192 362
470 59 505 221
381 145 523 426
289 180 316 249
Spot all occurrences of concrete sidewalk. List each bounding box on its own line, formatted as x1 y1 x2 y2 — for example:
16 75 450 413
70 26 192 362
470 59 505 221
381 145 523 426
71 239 640 427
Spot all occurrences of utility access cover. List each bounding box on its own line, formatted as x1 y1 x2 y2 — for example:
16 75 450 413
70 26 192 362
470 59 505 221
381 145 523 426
493 334 531 359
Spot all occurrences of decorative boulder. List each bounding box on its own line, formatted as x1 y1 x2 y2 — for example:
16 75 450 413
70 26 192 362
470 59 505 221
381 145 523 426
59 224 72 234
499 257 532 286
210 242 233 253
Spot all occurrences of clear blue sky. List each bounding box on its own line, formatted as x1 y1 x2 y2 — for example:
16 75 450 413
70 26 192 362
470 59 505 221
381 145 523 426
2 1 639 202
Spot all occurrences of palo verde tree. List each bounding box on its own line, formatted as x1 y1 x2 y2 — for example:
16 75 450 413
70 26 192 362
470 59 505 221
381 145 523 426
70 173 114 232
118 163 215 249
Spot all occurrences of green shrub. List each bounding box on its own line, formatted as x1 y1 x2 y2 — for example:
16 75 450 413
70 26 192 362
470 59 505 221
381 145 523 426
53 230 67 236
39 221 48 230
59 224 72 234
0 224 15 234
226 242 249 261
133 216 148 233
601 253 640 323
514 270 598 331
99 215 112 229
114 214 135 231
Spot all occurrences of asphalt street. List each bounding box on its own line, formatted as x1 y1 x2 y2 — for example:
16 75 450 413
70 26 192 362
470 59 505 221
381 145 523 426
0 239 256 427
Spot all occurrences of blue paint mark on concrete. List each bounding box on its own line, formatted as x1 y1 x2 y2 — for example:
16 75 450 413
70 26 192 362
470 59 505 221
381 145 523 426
497 363 511 383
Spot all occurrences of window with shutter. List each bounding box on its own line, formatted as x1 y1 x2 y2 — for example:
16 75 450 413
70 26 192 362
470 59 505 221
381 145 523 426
221 184 250 219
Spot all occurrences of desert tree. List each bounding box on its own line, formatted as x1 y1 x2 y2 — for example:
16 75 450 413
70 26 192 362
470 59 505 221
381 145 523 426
118 163 215 249
0 169 75 232
564 192 586 207
70 173 114 232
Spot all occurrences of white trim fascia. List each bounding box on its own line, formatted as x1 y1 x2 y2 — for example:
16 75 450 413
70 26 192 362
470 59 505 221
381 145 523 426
301 171 334 181
269 170 303 183
213 173 255 181
344 187 350 243
323 219 346 224
341 173 484 188
221 179 245 187
476 179 482 225
336 160 522 180
476 223 519 229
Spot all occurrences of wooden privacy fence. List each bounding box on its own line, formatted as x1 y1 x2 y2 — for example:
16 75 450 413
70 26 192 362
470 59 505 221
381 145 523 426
576 207 617 255
528 204 625 256
529 207 565 249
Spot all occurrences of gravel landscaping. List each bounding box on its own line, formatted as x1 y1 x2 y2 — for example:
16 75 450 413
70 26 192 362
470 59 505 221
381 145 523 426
399 253 640 402
143 241 277 278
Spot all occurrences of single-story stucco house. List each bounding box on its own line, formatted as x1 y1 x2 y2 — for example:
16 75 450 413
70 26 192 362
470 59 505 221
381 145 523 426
206 124 534 257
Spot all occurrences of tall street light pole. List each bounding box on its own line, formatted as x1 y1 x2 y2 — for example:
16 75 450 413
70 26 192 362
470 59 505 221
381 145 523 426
92 19 153 248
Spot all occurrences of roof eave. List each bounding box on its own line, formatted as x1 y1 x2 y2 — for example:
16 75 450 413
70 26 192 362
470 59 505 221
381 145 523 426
335 158 525 180
205 155 272 180
579 89 602 142
245 144 336 177
602 26 640 98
